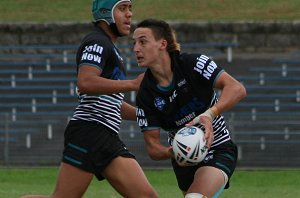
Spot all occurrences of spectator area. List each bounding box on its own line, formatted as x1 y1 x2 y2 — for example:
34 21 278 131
1 44 300 168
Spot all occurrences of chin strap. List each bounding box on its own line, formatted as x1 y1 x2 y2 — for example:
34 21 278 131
109 23 124 37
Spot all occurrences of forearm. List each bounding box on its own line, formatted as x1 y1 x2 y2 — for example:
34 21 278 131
121 102 136 121
77 76 137 95
214 82 246 114
144 130 173 161
189 75 246 125
147 144 173 160
212 72 247 115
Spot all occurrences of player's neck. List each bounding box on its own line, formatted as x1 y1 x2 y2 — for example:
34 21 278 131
98 22 118 43
151 55 173 87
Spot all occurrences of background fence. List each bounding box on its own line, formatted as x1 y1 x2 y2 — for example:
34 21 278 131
0 43 299 168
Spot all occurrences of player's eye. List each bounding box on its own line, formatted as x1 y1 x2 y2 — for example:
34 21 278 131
118 5 126 11
119 4 131 12
140 39 147 45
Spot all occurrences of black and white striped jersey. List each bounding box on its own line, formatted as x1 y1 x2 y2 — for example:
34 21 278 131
71 26 126 134
136 51 231 148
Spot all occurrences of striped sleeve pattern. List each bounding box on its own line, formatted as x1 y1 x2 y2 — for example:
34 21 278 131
199 94 231 148
71 93 124 133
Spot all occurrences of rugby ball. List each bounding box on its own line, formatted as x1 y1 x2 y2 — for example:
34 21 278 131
172 126 208 166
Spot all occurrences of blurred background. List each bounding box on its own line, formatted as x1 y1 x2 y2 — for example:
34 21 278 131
0 0 300 169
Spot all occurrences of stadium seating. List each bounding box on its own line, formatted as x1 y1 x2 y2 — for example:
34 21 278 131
0 45 77 165
0 44 178 165
4 42 299 168
178 42 238 63
227 58 300 167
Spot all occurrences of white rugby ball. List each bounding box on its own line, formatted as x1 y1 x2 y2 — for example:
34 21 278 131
172 126 208 166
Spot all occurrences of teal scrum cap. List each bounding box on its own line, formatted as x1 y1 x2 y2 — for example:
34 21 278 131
92 0 131 25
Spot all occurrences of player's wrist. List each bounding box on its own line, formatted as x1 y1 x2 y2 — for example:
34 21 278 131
200 106 219 122
210 106 219 118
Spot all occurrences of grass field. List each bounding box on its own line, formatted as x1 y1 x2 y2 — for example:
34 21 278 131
0 0 300 22
1 168 300 198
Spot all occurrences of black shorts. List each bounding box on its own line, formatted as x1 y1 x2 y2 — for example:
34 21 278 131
62 120 135 180
171 140 238 192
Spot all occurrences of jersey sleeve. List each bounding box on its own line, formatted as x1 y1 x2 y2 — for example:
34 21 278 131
136 91 161 132
77 37 111 71
183 54 224 88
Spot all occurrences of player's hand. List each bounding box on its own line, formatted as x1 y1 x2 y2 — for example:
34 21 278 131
198 116 214 149
186 107 219 148
132 73 145 91
185 114 214 149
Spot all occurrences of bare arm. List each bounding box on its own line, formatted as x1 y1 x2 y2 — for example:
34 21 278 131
187 71 247 148
143 129 173 160
213 71 247 114
77 66 143 94
121 101 136 121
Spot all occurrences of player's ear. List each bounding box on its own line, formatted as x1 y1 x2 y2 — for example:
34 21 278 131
160 39 168 50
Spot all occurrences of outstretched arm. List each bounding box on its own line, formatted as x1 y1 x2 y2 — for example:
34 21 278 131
121 101 136 121
77 66 142 95
143 129 173 160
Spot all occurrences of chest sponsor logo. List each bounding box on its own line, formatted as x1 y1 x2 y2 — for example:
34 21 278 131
174 98 205 126
175 112 196 126
81 44 104 64
177 79 187 87
154 97 166 111
194 55 218 80
169 90 178 103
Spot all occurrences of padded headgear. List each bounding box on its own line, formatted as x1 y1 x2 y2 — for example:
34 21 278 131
92 0 131 25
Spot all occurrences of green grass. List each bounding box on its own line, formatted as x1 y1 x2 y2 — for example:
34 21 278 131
0 0 300 22
1 168 300 198
222 170 300 198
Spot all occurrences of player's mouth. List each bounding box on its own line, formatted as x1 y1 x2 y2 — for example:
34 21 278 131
136 56 144 63
124 21 131 29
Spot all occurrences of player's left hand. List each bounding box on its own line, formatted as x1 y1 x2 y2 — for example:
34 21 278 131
198 115 214 149
132 73 145 91
185 115 214 149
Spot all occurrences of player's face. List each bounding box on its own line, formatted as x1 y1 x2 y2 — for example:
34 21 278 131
114 2 132 36
132 28 165 67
